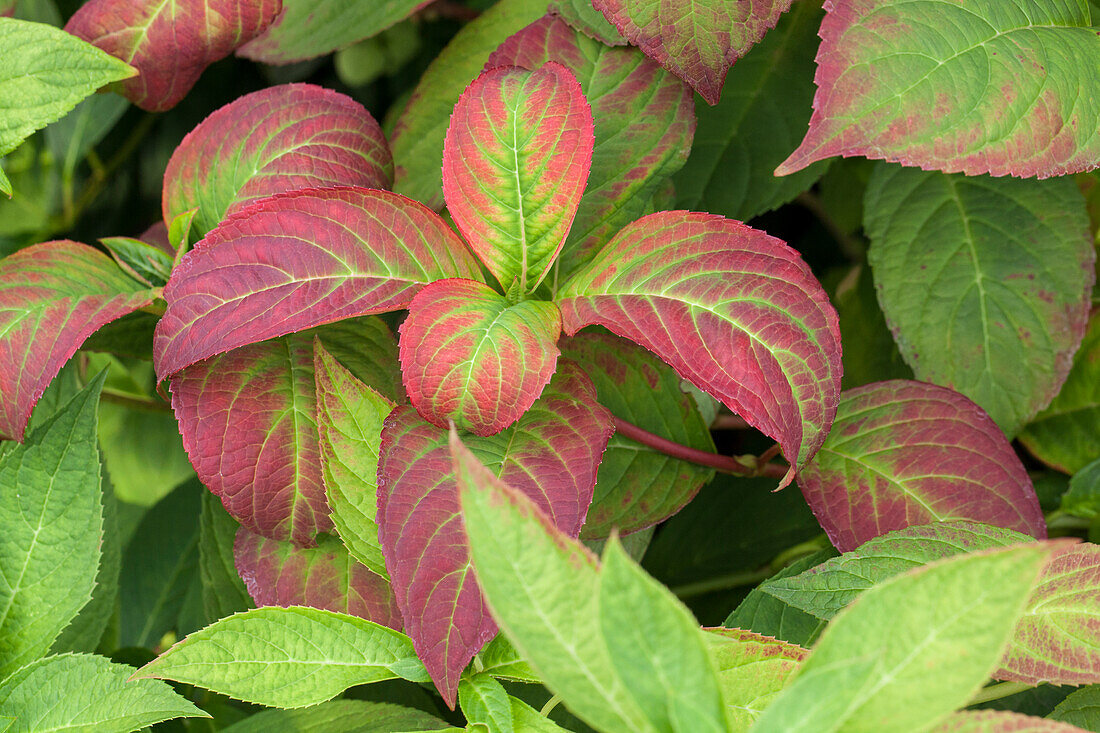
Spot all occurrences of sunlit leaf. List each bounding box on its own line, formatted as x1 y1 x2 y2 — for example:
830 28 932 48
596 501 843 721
703 627 807 730
163 84 392 237
798 380 1046 551
778 0 1100 178
559 210 842 485
929 710 1088 732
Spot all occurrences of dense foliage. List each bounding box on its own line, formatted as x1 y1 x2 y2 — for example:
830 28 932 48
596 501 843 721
1 0 1099 731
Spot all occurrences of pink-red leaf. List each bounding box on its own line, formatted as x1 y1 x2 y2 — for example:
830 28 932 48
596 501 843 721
376 362 612 705
998 543 1100 686
777 0 1100 178
557 210 841 486
399 278 561 436
930 710 1089 732
798 380 1046 553
154 187 481 379
0 241 153 441
443 63 592 291
172 318 399 546
163 84 393 237
488 15 694 275
234 527 401 629
591 0 792 105
64 0 281 112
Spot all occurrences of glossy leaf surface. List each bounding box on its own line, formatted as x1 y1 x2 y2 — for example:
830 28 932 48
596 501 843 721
488 15 694 275
391 0 551 208
0 653 204 733
135 607 429 708
234 529 401 629
559 210 842 484
798 380 1046 551
703 627 807 730
164 84 393 236
0 374 105 679
865 164 1095 436
0 17 134 194
154 187 480 379
399 278 561 435
443 63 592 291
315 342 395 577
376 363 612 704
237 0 430 64
778 0 1100 178
65 0 280 112
454 435 727 733
1019 311 1100 474
561 331 714 537
752 546 1050 733
674 0 827 222
0 241 152 441
591 0 791 104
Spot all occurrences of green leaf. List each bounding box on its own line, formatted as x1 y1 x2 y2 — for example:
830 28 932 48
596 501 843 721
459 674 514 733
674 0 828 222
1063 458 1100 520
43 92 127 181
99 236 173 287
724 550 833 648
832 264 913 390
0 18 134 190
453 431 727 733
1050 685 1100 730
751 546 1051 733
198 491 254 625
0 371 106 679
1020 312 1100 474
762 522 1033 621
134 606 430 708
864 164 1094 436
118 479 201 648
703 627 807 731
390 0 551 209
477 635 541 684
0 653 205 732
219 699 452 733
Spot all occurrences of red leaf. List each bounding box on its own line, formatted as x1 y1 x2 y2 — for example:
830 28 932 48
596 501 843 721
798 380 1046 552
234 527 401 629
376 362 612 704
154 187 481 379
488 15 695 275
399 278 561 436
591 0 792 104
163 84 393 236
0 241 153 441
65 0 281 112
930 710 1088 732
557 210 841 486
442 63 593 291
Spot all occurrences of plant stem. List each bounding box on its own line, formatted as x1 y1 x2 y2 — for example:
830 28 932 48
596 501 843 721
539 694 562 717
796 191 863 260
100 388 172 413
672 568 774 600
612 415 789 480
966 681 1033 706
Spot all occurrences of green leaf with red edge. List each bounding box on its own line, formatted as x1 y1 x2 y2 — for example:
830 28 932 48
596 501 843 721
560 331 714 538
442 63 592 292
557 210 842 486
864 164 1095 437
376 362 612 705
549 0 625 45
236 0 431 64
390 0 551 209
234 528 401 630
1019 311 1100 475
591 0 792 105
777 0 1100 179
163 84 393 237
0 2 13 17
702 627 807 730
399 278 561 436
64 0 281 112
927 709 1088 732
0 241 154 442
154 187 480 380
797 380 1046 552
171 317 398 547
314 341 396 579
488 15 694 276
998 543 1100 686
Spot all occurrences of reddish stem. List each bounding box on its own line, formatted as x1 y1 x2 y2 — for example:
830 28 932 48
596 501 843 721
612 415 790 480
